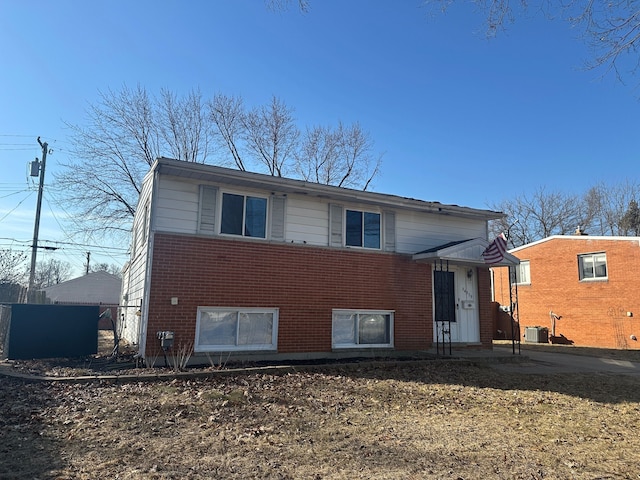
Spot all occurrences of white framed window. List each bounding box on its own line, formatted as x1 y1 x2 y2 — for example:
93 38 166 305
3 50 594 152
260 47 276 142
332 309 394 349
220 192 267 238
578 252 607 281
514 260 530 285
195 307 278 352
345 209 381 249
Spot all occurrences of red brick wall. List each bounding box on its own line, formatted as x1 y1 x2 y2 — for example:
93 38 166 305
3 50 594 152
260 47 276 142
145 234 437 358
494 237 640 349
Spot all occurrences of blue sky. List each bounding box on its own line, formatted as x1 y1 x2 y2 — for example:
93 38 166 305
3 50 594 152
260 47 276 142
1 0 639 276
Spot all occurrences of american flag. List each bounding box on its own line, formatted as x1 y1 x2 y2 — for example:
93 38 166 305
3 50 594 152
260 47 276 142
482 233 507 264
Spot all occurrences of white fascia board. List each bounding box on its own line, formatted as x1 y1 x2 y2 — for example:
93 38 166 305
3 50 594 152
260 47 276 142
151 157 503 222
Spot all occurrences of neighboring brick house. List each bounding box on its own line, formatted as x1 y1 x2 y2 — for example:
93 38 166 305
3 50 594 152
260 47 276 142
120 157 515 364
493 235 640 349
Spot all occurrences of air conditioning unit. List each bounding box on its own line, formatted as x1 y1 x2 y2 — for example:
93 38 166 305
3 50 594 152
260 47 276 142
525 326 548 343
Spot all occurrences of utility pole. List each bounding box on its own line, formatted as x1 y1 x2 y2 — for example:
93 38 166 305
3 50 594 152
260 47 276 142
27 137 48 301
85 251 91 275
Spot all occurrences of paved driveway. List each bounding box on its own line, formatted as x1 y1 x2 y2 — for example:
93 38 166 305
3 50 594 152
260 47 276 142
490 345 640 376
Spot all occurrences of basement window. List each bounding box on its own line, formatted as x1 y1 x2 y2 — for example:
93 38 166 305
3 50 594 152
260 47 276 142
578 252 607 281
332 310 393 349
195 307 278 352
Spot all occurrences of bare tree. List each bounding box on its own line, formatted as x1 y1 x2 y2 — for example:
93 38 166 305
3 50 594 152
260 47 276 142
585 180 640 235
489 186 590 247
57 85 161 237
422 1 640 83
33 259 72 289
90 262 123 278
56 85 214 239
158 88 212 163
208 94 247 171
0 249 27 285
265 0 310 12
296 122 382 190
57 87 383 241
619 199 640 235
242 96 299 177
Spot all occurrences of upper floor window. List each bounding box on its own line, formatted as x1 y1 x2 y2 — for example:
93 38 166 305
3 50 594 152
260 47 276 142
578 252 607 281
345 210 380 249
220 193 267 238
514 260 530 285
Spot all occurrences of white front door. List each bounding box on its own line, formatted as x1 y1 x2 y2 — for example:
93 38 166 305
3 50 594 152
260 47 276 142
434 265 480 343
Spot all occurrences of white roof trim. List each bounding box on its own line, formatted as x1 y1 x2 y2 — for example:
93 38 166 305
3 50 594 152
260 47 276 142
151 157 504 221
509 235 640 254
412 238 520 267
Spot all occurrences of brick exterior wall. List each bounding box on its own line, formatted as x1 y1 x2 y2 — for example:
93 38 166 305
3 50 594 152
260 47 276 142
493 237 640 349
477 267 494 349
144 233 495 358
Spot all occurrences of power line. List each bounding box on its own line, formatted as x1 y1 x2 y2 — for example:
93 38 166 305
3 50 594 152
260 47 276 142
0 192 33 224
0 134 41 137
0 237 128 252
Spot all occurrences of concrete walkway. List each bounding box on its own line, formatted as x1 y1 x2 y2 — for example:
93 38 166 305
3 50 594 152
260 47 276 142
489 344 640 376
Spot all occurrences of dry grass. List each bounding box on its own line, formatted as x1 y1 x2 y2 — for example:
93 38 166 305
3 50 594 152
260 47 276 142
1 361 639 479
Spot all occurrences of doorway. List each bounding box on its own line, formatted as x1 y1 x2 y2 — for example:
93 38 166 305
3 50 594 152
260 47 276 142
433 265 479 343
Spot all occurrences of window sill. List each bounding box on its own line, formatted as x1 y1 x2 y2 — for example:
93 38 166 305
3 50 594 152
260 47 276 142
332 345 394 350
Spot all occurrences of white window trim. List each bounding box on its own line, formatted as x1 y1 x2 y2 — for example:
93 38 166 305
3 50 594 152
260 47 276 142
344 209 382 250
218 190 269 239
513 260 531 285
195 307 278 352
332 309 394 349
578 252 608 282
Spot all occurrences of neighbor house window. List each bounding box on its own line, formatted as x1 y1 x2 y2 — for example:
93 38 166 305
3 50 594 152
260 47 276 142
578 253 607 280
345 210 380 249
332 310 393 348
514 260 530 285
220 193 267 238
195 307 278 352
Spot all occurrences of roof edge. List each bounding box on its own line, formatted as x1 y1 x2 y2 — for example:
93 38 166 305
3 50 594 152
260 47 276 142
509 235 640 253
151 157 503 221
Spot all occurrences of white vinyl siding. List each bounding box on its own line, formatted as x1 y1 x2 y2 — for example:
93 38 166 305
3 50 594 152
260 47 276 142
120 173 155 346
286 197 329 245
395 211 486 255
154 177 200 234
149 176 488 255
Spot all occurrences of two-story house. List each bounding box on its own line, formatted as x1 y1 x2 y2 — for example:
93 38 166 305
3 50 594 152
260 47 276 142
120 157 514 365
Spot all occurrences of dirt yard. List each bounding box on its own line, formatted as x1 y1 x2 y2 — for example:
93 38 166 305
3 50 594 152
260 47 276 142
1 359 639 479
